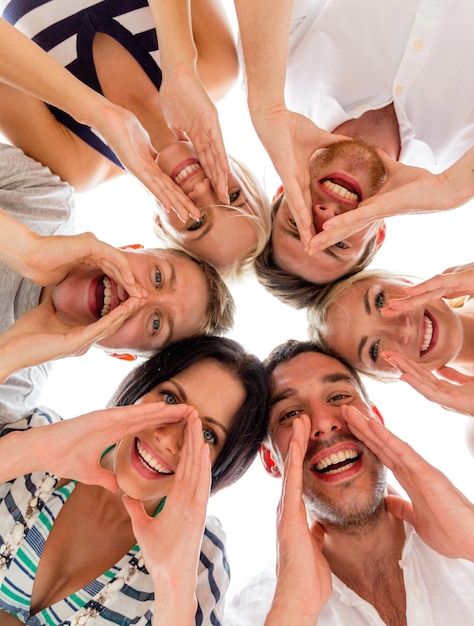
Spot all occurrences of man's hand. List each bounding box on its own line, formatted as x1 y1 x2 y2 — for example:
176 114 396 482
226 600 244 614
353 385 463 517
343 404 474 560
0 297 141 382
253 106 345 249
265 415 332 625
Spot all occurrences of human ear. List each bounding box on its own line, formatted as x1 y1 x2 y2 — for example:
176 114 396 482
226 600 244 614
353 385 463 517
371 405 385 425
375 221 386 249
259 444 282 478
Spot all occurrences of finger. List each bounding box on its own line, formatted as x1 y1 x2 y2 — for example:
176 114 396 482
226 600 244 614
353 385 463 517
123 494 149 532
385 495 415 524
147 165 200 220
97 402 194 439
436 366 474 385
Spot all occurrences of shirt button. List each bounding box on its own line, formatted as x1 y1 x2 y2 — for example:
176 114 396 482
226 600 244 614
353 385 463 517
413 39 424 51
394 85 403 96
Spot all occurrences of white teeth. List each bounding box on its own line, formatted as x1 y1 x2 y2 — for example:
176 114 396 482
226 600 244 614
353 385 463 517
174 163 201 185
420 315 434 354
322 179 358 202
100 276 112 317
315 448 359 474
136 440 173 475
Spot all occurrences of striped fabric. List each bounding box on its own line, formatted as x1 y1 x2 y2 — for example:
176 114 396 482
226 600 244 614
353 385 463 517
0 0 163 167
0 409 230 625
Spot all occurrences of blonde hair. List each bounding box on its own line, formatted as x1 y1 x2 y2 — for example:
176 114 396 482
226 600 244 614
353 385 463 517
153 156 271 280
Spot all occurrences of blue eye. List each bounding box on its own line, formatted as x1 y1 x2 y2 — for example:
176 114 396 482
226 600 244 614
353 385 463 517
375 291 386 309
152 315 160 334
329 394 351 403
369 341 380 363
280 408 303 423
203 428 217 445
187 215 206 231
229 189 241 204
155 269 162 287
334 241 349 249
161 391 178 405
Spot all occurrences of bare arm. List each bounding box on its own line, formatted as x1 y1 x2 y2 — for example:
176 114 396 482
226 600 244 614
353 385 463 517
148 0 232 202
234 0 342 248
0 18 198 219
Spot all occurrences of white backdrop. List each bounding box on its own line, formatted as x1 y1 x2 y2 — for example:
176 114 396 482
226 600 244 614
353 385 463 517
38 4 474 592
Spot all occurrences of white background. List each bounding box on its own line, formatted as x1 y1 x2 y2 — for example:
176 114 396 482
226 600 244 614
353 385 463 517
38 3 474 592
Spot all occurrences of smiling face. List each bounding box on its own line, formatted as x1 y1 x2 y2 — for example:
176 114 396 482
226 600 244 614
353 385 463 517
271 139 387 284
322 277 464 377
155 141 260 270
265 351 386 526
111 359 246 509
47 249 208 352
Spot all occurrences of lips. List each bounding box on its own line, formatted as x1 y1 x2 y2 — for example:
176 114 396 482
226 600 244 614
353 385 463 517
170 158 203 187
419 311 437 356
135 438 174 476
319 174 362 205
310 442 362 482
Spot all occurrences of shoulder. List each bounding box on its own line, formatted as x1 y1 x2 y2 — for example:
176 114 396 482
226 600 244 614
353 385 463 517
0 405 63 437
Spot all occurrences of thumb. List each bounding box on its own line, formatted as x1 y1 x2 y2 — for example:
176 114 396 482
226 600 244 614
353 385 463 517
385 495 415 524
123 494 149 531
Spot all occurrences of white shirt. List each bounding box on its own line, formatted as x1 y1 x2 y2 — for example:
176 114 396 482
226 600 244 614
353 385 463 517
224 524 474 625
286 0 474 172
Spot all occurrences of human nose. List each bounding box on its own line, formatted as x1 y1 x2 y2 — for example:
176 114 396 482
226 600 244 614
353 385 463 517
384 314 412 347
312 202 345 232
153 419 186 455
308 404 345 439
187 178 216 207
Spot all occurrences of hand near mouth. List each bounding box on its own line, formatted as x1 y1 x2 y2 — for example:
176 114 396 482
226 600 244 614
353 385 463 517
0 296 141 383
343 404 474 561
266 415 332 625
382 351 474 419
0 401 194 489
123 413 211 624
385 263 474 317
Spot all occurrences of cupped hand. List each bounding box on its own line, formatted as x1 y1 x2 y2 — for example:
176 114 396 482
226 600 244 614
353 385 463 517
266 415 331 624
382 351 474 418
160 70 230 204
252 106 345 249
343 404 474 560
123 413 210 624
3 402 194 490
0 297 142 383
95 103 200 221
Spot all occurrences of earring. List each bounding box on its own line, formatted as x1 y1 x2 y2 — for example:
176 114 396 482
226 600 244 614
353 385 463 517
109 353 137 362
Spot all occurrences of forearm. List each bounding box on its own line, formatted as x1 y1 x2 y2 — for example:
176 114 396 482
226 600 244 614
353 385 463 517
234 0 293 115
148 0 197 75
0 19 122 132
438 146 474 208
0 207 39 274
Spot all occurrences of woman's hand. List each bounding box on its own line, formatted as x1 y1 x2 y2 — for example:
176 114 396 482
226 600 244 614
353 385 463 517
265 415 331 625
343 404 474 560
91 102 200 221
0 297 141 383
160 69 230 204
382 264 474 316
381 351 474 418
1 402 195 489
124 413 211 625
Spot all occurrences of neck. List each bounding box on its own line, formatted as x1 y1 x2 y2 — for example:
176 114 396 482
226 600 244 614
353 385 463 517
320 504 405 585
332 104 401 161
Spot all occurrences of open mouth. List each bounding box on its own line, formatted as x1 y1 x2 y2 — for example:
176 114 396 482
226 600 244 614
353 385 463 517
420 311 436 356
171 159 203 187
96 275 112 318
135 439 174 475
313 447 361 476
321 177 361 203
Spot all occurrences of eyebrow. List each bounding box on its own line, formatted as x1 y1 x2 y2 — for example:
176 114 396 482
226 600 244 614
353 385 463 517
171 379 229 435
160 259 176 345
356 287 371 362
271 372 358 406
192 220 213 241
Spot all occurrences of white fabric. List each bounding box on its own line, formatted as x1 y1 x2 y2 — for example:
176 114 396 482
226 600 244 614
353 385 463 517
0 143 75 423
224 523 474 625
286 0 474 173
